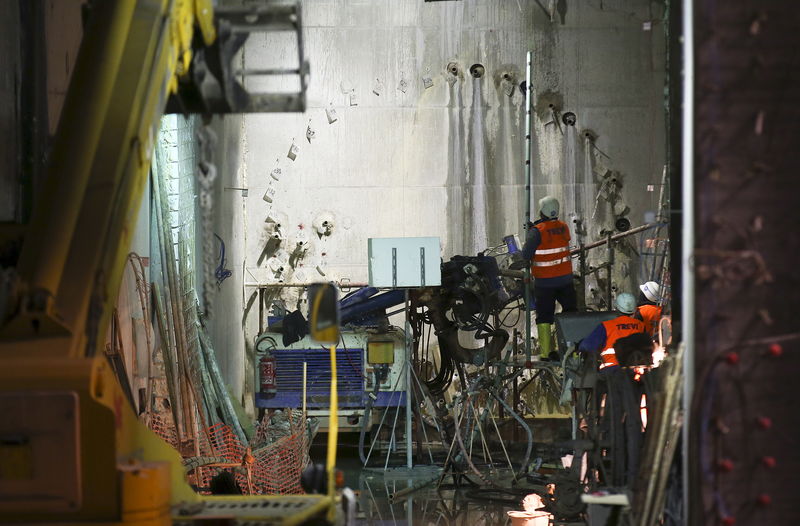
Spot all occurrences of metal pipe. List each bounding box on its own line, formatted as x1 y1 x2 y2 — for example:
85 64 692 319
681 0 695 522
389 473 439 502
235 68 304 76
197 322 247 443
154 138 195 439
152 161 190 439
606 233 614 308
244 282 369 288
302 361 307 418
569 222 663 255
488 388 532 477
258 288 265 335
524 50 534 362
404 290 413 469
16 1 135 303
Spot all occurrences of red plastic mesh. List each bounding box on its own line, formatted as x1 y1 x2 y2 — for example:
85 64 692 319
148 412 179 449
147 409 308 495
205 423 245 460
250 428 308 495
194 420 308 495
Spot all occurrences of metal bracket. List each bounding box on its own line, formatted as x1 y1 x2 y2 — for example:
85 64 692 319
420 247 426 287
166 2 308 114
392 248 397 288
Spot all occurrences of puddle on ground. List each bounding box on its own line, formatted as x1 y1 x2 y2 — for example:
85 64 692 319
356 467 523 525
336 456 555 526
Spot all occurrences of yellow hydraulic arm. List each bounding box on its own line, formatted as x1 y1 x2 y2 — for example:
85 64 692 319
0 1 328 524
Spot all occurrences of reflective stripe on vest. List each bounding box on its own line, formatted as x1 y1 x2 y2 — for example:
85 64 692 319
535 245 569 255
533 256 571 267
600 316 647 368
531 220 573 279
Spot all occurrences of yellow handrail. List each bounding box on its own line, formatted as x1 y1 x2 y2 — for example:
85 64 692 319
326 343 338 521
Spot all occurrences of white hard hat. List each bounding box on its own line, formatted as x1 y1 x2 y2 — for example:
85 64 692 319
639 281 662 303
615 292 637 314
538 196 560 219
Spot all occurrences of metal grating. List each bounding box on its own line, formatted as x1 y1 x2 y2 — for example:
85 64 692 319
257 348 365 408
173 494 332 524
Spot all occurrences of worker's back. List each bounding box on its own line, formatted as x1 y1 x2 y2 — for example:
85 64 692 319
599 315 647 369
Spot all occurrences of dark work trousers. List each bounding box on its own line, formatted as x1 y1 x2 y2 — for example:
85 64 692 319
534 282 577 324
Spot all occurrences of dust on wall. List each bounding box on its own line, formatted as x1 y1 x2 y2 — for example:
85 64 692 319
229 0 666 400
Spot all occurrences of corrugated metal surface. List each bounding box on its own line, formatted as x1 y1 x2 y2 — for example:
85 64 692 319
258 347 366 408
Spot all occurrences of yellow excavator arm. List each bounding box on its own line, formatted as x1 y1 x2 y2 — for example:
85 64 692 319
0 1 326 524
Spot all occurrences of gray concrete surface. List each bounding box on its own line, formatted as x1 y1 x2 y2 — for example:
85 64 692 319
211 0 668 404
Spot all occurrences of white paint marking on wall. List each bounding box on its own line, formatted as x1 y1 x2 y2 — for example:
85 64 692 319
469 76 488 255
564 124 578 227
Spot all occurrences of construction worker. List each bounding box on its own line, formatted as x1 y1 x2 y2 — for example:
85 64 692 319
578 293 646 371
522 195 577 359
634 280 663 336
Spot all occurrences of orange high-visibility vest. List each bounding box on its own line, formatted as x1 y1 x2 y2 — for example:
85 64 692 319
531 220 573 279
636 304 662 336
599 315 647 369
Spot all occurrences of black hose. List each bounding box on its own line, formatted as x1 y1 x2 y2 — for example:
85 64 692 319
415 286 509 364
411 303 455 396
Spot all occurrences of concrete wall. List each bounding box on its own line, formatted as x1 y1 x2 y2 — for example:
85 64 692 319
218 0 666 401
208 115 248 405
529 0 667 302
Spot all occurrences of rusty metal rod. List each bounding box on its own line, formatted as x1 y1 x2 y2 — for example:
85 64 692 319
245 281 369 289
569 222 664 255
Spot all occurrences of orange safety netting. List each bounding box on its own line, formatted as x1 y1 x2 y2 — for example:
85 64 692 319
149 411 180 449
147 411 309 495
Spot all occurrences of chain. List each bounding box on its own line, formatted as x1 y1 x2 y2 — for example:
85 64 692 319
196 125 218 319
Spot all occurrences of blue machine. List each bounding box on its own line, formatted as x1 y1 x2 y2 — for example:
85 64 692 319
255 288 409 431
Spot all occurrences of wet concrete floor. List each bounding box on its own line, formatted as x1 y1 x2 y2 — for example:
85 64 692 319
314 438 568 526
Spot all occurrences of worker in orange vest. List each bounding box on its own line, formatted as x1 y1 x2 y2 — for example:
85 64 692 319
634 281 663 336
521 196 577 359
578 293 646 370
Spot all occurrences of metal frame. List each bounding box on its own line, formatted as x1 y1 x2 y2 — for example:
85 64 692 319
680 0 695 522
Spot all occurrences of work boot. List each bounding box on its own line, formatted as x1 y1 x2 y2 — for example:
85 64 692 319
537 323 552 358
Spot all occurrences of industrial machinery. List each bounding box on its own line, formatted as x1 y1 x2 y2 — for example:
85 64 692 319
255 329 407 432
253 246 525 465
0 1 348 524
257 286 409 426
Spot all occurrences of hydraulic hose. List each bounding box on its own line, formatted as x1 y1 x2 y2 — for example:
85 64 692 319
415 290 509 364
488 387 533 477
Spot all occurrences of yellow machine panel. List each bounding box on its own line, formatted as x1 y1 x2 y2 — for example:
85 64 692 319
367 339 395 364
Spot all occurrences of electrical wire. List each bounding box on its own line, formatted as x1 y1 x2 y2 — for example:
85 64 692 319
213 233 232 286
498 299 524 328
